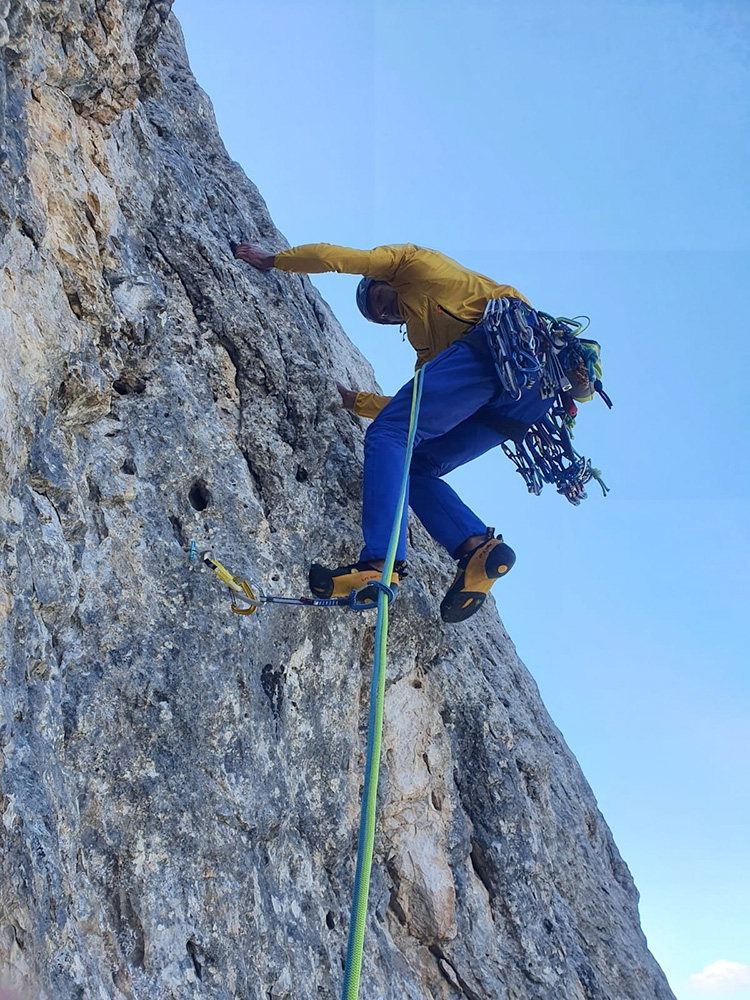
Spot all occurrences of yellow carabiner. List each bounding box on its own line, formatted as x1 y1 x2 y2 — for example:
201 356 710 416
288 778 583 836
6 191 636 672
202 553 261 615
230 578 261 616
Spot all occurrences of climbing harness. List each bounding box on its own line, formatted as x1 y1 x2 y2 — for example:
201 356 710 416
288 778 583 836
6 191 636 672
482 297 612 504
188 542 394 615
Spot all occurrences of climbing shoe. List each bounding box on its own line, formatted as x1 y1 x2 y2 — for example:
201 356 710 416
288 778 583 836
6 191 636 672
440 530 516 623
309 560 407 603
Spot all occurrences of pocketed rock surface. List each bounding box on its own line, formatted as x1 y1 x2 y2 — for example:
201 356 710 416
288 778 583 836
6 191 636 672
0 5 675 999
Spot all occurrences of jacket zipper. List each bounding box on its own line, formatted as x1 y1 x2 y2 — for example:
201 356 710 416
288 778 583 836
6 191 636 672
437 303 475 327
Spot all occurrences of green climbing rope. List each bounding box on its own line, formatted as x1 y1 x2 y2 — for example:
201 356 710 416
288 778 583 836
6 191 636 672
341 367 424 1000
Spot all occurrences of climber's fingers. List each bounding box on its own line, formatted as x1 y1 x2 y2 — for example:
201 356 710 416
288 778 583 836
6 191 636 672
233 243 276 270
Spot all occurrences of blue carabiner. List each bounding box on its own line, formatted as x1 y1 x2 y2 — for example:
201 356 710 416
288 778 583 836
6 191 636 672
347 580 397 612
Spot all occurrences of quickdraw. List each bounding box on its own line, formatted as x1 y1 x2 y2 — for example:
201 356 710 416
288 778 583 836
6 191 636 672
483 297 544 400
483 297 592 399
187 541 394 615
483 298 610 504
501 408 609 505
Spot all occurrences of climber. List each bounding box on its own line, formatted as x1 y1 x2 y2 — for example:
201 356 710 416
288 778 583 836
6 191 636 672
234 241 591 622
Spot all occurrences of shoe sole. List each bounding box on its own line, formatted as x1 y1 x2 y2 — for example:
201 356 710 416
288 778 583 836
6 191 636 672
440 541 516 623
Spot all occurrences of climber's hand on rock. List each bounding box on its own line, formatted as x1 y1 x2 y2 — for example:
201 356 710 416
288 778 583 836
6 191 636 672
234 243 276 270
336 383 357 411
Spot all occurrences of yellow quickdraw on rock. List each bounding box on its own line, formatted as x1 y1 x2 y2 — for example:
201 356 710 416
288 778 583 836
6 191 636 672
201 552 261 616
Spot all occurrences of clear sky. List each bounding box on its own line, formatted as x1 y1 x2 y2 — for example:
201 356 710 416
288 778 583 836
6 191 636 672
173 3 750 997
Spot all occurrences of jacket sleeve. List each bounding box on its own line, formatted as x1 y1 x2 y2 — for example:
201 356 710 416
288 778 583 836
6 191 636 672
352 391 392 419
274 243 414 282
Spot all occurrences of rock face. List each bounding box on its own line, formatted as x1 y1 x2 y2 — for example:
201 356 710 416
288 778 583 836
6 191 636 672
0 5 675 1000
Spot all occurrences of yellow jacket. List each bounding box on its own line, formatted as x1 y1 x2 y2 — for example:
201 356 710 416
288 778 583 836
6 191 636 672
274 242 530 418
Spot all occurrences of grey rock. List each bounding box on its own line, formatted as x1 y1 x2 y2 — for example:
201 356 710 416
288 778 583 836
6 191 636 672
0 5 676 1000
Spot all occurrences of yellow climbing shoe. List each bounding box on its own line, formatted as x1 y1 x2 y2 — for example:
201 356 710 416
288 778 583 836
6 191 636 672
309 560 407 602
440 531 516 623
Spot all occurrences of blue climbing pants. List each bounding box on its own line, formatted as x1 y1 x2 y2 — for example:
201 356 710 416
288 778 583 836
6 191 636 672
359 329 554 563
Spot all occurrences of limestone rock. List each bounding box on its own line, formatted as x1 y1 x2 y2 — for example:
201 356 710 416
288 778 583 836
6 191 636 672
0 5 675 999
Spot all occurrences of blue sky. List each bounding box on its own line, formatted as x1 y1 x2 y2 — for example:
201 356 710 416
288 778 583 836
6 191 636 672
174 3 750 997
